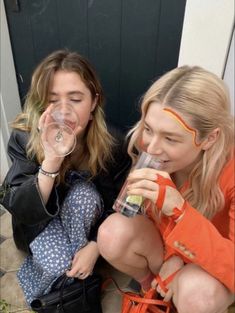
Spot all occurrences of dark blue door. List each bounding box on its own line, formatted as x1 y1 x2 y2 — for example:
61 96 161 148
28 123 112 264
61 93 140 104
4 0 186 130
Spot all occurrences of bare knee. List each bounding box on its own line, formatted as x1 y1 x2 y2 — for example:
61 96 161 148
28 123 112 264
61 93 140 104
97 213 136 260
174 264 233 313
176 284 217 313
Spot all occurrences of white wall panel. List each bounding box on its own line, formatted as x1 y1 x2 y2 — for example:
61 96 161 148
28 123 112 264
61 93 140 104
178 0 234 77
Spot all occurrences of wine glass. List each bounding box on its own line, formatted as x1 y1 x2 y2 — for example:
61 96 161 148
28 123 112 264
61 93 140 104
41 103 79 157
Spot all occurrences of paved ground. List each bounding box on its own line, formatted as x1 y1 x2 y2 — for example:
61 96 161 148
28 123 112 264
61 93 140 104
0 205 234 313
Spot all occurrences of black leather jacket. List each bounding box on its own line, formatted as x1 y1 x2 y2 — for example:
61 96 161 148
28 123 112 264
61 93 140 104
1 127 131 254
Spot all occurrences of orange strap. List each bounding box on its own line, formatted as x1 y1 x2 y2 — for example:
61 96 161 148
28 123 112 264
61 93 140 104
155 174 176 210
172 201 187 222
155 174 186 222
104 277 171 311
156 184 166 210
155 268 181 293
156 175 176 189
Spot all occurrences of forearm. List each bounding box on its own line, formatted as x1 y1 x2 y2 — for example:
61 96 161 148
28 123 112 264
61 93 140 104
37 159 62 204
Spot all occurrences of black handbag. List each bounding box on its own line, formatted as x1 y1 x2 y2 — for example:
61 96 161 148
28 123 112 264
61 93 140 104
30 273 103 313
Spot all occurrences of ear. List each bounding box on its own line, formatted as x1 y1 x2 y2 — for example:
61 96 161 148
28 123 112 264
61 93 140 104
201 128 220 150
91 94 98 112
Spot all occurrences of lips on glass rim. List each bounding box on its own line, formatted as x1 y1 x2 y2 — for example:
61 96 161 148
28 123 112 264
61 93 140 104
155 160 170 170
154 159 169 163
62 120 77 131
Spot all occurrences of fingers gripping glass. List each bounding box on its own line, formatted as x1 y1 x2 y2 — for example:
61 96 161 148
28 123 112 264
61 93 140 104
113 152 162 217
40 103 79 157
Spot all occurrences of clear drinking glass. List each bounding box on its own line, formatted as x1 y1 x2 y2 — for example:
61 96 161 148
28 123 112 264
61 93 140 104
41 103 79 157
113 152 162 217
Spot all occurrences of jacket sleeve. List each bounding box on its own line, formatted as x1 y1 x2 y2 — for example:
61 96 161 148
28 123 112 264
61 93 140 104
2 129 59 225
164 200 235 293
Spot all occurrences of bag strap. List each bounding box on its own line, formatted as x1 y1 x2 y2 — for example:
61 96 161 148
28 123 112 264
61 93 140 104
59 275 71 312
54 273 101 312
57 275 87 313
155 268 181 294
104 277 171 308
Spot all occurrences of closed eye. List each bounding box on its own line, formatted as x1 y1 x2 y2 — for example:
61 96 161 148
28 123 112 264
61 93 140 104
143 124 152 134
70 99 82 103
165 136 178 143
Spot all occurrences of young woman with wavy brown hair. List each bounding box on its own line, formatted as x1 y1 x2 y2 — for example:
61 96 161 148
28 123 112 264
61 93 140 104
2 50 130 306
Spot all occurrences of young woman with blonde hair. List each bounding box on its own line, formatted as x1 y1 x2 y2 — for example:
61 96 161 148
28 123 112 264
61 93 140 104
1 50 130 305
98 66 234 313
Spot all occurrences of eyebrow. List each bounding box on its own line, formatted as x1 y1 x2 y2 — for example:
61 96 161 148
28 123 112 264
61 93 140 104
49 91 85 96
144 121 183 138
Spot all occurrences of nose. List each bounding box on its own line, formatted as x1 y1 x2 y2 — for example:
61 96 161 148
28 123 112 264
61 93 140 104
146 137 163 155
59 101 70 114
51 101 73 124
57 102 74 122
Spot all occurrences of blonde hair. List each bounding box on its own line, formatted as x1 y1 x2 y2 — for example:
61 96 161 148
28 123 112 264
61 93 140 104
128 66 234 219
11 50 114 181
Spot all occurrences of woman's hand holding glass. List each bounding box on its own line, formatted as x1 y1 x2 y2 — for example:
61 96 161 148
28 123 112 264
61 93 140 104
127 168 185 217
38 103 81 158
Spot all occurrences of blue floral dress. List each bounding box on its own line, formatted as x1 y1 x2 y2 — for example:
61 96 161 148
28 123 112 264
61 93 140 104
17 171 103 305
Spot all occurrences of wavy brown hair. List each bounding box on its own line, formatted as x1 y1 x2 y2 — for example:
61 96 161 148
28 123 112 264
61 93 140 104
11 50 114 181
128 66 234 219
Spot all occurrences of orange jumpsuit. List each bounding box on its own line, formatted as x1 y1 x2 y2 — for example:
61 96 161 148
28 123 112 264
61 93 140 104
148 156 235 293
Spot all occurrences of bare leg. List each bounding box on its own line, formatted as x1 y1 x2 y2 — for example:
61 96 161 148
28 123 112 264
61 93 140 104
171 264 235 313
97 213 164 281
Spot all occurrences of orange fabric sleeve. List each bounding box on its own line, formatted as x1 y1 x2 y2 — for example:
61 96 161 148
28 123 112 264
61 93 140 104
212 156 235 242
165 203 235 293
150 155 235 292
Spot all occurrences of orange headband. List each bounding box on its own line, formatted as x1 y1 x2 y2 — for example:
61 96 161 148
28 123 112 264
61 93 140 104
163 108 200 147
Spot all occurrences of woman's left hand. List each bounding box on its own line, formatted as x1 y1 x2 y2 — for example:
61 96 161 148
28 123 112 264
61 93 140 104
127 168 185 217
66 241 99 279
151 255 184 301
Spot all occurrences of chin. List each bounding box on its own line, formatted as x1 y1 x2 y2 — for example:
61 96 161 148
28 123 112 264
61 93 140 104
159 162 172 173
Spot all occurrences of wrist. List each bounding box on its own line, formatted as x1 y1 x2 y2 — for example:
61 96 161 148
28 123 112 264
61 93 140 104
41 160 61 173
39 167 59 179
172 201 187 223
88 241 99 256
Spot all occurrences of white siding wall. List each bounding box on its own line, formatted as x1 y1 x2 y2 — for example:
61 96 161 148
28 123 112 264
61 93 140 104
0 2 21 182
178 0 234 77
178 0 234 114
